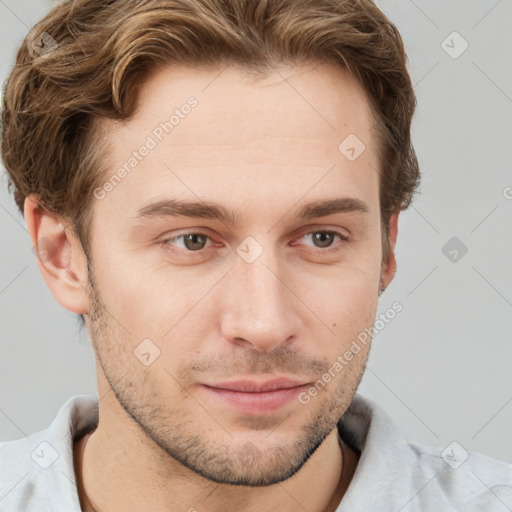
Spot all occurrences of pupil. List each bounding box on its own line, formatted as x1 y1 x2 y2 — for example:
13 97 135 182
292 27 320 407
185 234 206 251
314 232 333 248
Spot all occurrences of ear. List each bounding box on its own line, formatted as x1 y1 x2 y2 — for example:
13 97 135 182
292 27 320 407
380 211 399 291
24 194 89 314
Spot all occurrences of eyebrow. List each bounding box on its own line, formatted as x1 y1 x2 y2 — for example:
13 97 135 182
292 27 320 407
135 197 369 224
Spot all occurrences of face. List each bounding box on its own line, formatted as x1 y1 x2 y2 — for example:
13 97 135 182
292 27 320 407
84 62 391 486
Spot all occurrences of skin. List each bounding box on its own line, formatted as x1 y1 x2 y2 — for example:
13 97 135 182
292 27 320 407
25 61 399 512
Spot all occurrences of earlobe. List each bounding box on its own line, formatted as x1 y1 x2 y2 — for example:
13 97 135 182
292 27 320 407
24 194 90 315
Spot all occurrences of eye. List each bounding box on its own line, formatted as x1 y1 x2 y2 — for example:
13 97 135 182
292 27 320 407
297 230 348 250
164 231 213 252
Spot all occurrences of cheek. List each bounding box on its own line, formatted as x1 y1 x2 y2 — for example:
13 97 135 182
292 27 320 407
301 256 380 312
295 263 380 356
93 257 220 342
323 289 378 354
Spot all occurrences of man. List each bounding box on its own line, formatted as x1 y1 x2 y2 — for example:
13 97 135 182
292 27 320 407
0 0 510 510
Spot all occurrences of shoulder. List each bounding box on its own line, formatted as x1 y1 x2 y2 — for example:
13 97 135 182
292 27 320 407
0 394 98 512
338 394 512 511
408 440 512 509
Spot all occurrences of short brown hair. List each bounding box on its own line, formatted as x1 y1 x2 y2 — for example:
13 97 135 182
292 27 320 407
1 0 419 266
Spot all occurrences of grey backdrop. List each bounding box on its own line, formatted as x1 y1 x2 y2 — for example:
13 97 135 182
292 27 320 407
1 0 511 463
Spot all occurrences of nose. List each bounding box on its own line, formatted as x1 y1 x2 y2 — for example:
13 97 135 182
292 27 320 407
219 247 301 352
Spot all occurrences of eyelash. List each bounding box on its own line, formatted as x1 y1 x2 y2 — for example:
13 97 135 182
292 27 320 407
161 229 349 255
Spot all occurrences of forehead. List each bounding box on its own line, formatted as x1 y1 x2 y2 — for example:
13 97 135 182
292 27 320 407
91 62 380 227
120 61 375 146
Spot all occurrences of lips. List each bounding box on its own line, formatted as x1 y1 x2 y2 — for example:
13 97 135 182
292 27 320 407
202 377 310 393
198 377 311 414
